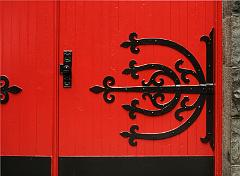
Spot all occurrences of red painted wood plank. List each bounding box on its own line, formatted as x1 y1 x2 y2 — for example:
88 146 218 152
59 1 217 157
0 2 222 176
215 2 223 176
0 1 57 156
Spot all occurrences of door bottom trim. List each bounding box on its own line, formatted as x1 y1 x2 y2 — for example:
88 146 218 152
1 156 51 176
59 156 214 176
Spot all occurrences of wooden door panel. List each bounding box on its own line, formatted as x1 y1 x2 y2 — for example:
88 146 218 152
0 1 222 176
59 1 217 157
1 2 57 176
1 0 57 157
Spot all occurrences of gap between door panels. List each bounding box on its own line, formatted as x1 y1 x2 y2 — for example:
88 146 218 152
52 1 60 176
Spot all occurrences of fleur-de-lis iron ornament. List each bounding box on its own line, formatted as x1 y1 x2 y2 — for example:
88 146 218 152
90 29 215 150
0 76 22 104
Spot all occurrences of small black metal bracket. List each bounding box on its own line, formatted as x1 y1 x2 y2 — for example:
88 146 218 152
0 75 22 104
90 29 215 150
60 50 72 88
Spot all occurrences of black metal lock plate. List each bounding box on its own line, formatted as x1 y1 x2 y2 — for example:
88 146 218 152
60 50 72 88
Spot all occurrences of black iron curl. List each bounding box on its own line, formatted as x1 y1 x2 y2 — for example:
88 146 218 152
0 75 22 104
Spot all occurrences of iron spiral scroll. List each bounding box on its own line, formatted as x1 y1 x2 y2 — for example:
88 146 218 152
90 29 215 150
0 75 22 104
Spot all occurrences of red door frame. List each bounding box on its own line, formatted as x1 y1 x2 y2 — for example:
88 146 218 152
214 2 223 176
51 1 223 176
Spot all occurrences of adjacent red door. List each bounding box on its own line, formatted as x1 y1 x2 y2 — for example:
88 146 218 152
58 1 222 176
1 1 58 176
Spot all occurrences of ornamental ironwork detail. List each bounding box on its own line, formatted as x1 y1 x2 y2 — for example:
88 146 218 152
90 29 215 150
0 75 22 104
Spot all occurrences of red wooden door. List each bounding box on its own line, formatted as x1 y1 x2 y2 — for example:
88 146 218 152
58 1 222 176
0 1 222 176
0 1 58 176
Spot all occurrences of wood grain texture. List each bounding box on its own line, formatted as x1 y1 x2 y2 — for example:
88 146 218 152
0 1 222 176
0 1 58 156
215 2 223 176
58 1 217 156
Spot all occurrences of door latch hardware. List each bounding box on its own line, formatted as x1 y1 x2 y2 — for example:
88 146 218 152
60 50 72 88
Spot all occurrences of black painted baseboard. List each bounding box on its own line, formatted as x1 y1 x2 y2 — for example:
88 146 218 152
1 156 51 176
59 156 214 176
1 156 213 176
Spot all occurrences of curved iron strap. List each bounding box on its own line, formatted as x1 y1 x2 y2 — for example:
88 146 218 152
120 94 205 146
120 59 212 121
120 32 205 84
90 29 214 149
0 75 22 104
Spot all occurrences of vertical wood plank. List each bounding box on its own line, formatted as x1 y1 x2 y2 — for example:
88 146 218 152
1 1 57 156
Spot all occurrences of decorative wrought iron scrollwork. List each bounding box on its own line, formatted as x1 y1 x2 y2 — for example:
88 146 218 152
90 29 215 150
0 75 22 104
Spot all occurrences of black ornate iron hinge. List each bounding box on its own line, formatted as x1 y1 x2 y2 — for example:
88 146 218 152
90 29 215 150
0 75 22 104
